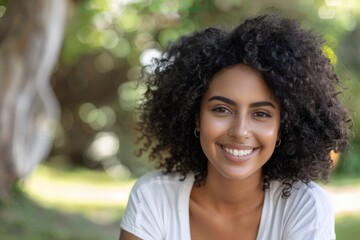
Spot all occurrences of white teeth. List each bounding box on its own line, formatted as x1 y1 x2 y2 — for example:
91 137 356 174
223 147 253 157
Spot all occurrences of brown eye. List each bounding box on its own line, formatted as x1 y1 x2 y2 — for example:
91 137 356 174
253 111 271 118
212 106 231 113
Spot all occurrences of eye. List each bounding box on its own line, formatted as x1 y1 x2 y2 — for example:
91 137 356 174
253 111 271 118
212 106 231 114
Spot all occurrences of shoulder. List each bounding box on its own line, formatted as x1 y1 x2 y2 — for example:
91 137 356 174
269 180 332 205
268 180 334 218
129 170 194 202
267 181 335 239
132 170 193 191
121 171 194 239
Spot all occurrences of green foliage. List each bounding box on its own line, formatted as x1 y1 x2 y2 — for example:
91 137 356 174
330 172 360 186
0 0 6 7
336 143 360 175
50 0 360 177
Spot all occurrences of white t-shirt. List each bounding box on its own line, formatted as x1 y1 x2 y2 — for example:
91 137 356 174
121 170 335 240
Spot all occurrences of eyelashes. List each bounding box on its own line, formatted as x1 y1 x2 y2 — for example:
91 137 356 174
211 106 272 118
212 106 231 113
252 112 272 118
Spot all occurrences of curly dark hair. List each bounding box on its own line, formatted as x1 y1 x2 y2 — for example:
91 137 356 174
136 14 352 197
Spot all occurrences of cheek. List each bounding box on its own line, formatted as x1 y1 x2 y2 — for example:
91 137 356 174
253 122 280 140
200 114 232 140
199 112 229 150
202 118 228 131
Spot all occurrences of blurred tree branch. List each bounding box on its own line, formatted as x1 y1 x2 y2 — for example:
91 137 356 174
0 0 67 198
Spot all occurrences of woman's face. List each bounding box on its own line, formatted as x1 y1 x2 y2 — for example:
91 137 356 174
198 64 280 181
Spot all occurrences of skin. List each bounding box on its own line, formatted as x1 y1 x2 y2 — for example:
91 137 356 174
198 64 280 182
119 64 281 239
119 230 140 240
190 64 280 239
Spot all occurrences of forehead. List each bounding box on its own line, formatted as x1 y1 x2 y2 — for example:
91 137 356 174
204 64 276 102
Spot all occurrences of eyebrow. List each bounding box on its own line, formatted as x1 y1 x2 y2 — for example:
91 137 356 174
208 96 276 109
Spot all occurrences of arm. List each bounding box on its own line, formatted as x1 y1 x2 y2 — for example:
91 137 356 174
119 228 142 240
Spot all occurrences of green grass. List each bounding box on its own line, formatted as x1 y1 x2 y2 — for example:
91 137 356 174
26 163 134 186
0 193 121 240
22 165 134 214
0 164 135 240
336 212 360 239
328 173 360 239
0 164 359 239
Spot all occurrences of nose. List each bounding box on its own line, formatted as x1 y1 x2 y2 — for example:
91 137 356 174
228 114 251 140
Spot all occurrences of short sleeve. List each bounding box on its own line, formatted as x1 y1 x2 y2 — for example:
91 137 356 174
284 183 336 240
120 173 165 240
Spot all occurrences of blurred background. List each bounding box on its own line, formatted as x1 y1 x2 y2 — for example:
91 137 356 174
0 0 359 239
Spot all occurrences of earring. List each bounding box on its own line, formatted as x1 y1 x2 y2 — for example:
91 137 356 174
194 129 200 138
275 139 281 148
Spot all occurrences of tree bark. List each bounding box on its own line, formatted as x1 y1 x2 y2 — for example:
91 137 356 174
0 0 67 197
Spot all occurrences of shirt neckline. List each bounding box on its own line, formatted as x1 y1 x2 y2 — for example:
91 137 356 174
180 172 269 240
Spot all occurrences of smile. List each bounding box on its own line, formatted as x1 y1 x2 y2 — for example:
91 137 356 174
222 146 254 157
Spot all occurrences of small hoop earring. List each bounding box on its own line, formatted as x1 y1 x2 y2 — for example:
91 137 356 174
194 129 200 138
275 139 281 148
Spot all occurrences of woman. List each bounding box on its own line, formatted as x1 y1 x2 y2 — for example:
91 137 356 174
119 14 351 239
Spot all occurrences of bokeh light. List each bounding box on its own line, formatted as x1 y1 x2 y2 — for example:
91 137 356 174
87 132 120 160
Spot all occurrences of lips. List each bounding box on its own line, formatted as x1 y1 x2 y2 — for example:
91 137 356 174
221 145 254 157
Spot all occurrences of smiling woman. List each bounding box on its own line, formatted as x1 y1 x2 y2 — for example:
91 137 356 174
119 14 352 240
197 64 281 184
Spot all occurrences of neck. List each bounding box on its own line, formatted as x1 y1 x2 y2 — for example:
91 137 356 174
192 168 265 214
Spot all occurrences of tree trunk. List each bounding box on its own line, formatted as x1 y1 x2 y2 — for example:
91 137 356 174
0 0 67 198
